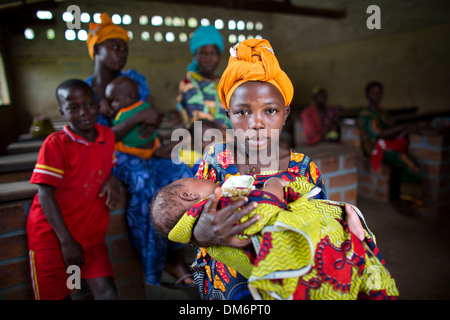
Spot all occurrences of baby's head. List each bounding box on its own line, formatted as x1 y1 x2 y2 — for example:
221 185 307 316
150 178 217 237
105 76 140 115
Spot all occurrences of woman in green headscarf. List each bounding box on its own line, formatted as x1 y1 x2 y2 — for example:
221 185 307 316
176 26 230 129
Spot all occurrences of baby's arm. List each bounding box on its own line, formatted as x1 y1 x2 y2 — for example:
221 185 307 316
38 184 84 267
262 177 289 201
111 108 163 141
345 203 365 241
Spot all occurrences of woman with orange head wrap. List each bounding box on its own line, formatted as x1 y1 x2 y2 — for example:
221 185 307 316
85 13 195 287
177 39 373 301
217 38 294 110
85 13 152 127
181 39 322 300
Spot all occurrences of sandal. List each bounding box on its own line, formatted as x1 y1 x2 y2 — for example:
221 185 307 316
161 273 197 289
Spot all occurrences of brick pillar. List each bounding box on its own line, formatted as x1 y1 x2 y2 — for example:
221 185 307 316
317 150 359 205
410 131 450 212
0 202 34 299
357 159 392 203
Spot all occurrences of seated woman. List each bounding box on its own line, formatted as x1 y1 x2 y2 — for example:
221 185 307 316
85 13 194 286
176 25 230 129
151 173 398 300
301 87 340 145
358 81 422 213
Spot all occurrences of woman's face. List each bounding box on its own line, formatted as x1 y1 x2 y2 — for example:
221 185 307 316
227 81 290 152
367 85 383 105
95 38 128 72
195 44 221 78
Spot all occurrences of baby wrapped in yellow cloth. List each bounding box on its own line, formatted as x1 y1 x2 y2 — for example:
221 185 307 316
151 171 398 300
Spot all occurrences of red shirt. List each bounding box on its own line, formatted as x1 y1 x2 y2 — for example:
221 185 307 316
27 123 116 250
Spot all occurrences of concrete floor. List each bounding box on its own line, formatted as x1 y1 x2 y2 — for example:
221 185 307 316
355 197 450 300
144 197 450 300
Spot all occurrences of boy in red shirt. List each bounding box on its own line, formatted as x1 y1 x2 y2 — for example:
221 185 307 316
27 79 120 300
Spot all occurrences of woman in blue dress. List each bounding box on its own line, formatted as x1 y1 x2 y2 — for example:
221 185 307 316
85 13 194 286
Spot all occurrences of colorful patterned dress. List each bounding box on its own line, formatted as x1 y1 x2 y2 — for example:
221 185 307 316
191 142 326 299
87 70 194 285
358 109 422 205
176 71 230 128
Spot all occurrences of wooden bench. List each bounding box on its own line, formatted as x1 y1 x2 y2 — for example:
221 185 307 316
0 178 145 300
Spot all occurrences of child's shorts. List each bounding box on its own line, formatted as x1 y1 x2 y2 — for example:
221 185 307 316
29 242 114 300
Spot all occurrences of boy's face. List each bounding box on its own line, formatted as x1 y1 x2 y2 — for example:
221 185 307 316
227 81 290 152
105 83 136 114
58 86 98 135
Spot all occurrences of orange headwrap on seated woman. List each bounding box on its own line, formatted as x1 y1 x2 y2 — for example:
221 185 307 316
218 39 294 109
86 13 129 59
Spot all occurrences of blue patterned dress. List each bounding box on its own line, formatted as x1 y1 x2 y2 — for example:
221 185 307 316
192 143 327 299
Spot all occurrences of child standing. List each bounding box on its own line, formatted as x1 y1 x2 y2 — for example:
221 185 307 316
27 79 120 300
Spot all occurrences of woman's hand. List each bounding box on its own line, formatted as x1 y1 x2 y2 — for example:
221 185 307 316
138 108 165 128
191 187 260 248
137 124 158 139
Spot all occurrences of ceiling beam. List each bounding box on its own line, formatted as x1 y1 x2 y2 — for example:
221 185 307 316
0 0 58 15
137 0 346 19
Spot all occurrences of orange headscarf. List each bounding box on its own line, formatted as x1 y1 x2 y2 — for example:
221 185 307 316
218 39 294 109
86 13 129 59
